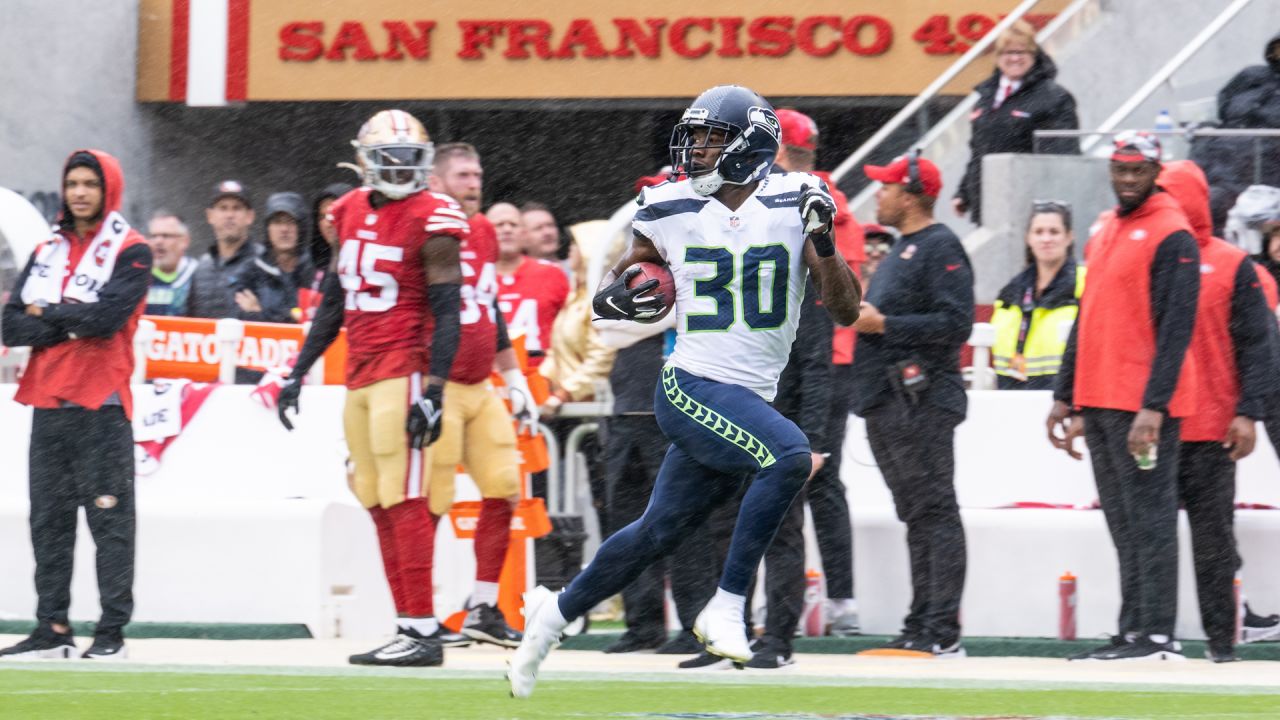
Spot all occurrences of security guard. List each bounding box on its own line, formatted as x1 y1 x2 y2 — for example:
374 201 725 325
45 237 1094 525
991 201 1085 389
851 153 975 657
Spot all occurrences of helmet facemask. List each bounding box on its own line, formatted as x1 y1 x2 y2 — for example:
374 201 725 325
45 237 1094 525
669 100 779 197
350 110 435 200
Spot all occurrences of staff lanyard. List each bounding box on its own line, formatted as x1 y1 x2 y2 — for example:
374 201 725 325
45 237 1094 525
1010 285 1036 381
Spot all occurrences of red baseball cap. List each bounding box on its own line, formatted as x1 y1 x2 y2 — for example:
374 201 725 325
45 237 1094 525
775 108 819 151
863 154 942 198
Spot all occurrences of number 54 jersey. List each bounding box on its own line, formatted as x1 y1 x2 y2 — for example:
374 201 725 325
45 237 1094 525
328 187 470 390
632 173 819 402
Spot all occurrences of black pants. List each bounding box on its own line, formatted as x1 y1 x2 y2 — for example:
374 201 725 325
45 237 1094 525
1083 408 1181 639
1177 441 1238 650
601 415 716 638
1264 392 1280 466
29 407 135 634
810 363 855 600
865 400 966 642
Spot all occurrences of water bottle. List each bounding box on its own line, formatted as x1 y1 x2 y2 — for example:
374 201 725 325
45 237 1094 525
1058 571 1077 641
802 569 827 637
1154 109 1174 132
1133 443 1158 471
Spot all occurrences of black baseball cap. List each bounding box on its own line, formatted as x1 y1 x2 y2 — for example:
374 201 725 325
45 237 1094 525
210 179 251 208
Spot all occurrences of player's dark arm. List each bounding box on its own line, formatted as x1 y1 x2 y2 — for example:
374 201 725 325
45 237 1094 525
596 232 664 295
1142 230 1199 413
42 244 153 339
288 271 344 378
2 254 70 348
421 234 462 386
803 239 860 326
1229 260 1276 420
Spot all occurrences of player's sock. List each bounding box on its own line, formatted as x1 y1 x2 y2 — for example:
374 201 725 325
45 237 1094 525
368 505 407 612
387 498 437 616
472 581 500 608
474 498 513 587
398 616 440 637
707 587 747 615
719 452 811 595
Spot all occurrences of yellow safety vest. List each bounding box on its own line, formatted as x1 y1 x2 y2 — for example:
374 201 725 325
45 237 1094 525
991 265 1086 379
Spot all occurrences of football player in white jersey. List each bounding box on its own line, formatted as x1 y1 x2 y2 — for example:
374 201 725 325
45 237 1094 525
509 85 861 697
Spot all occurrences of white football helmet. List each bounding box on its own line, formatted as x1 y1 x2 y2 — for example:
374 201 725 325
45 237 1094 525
352 109 434 200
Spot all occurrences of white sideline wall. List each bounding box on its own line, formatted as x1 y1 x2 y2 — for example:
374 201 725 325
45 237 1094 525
0 385 1277 640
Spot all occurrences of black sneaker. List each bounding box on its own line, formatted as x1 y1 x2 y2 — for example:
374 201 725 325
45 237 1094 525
1091 635 1184 661
1242 606 1280 644
0 625 76 660
656 629 703 655
881 633 920 650
917 638 967 659
677 650 739 670
461 603 522 648
81 631 127 660
603 631 666 654
1068 634 1133 661
348 633 442 667
1206 645 1241 663
744 636 794 669
419 625 471 649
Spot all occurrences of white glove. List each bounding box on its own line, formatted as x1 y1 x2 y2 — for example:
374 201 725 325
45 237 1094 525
502 368 540 436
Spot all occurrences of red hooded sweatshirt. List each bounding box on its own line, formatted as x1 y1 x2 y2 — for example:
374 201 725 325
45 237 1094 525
6 150 151 418
1160 160 1275 441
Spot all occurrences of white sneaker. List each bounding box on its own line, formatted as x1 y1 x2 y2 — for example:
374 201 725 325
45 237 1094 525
507 586 561 699
693 603 752 663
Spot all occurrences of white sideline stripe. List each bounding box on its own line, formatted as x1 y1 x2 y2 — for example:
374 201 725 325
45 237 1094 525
186 0 230 107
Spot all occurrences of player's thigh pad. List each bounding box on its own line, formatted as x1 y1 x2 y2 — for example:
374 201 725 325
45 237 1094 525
343 385 381 509
367 375 428 508
462 385 520 499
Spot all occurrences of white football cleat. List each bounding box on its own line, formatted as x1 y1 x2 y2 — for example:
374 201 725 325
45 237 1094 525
507 586 561 699
693 603 752 663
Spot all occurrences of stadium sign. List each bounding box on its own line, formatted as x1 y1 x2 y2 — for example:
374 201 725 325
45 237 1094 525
137 0 1068 104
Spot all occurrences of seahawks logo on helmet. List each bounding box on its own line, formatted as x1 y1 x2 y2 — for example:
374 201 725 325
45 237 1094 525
747 107 781 143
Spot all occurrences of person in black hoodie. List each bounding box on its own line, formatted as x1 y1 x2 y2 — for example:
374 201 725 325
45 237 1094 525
310 182 354 269
1194 33 1280 234
232 192 316 324
953 20 1080 226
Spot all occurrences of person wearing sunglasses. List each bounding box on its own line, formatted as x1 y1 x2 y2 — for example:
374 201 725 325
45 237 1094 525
953 19 1079 225
990 201 1083 390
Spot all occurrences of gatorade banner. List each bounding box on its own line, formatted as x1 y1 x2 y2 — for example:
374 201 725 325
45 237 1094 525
140 315 348 385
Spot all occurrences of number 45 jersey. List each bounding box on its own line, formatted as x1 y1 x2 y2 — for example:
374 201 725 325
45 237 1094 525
328 187 470 390
632 173 819 401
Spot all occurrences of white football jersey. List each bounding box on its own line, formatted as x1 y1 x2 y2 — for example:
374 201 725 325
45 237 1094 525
633 172 822 401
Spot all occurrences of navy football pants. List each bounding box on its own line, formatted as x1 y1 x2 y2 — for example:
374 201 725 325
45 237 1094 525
558 366 811 621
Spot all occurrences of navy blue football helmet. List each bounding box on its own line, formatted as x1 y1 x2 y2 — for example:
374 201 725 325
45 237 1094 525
670 85 781 196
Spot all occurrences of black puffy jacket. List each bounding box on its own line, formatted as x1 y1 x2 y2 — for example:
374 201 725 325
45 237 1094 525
1192 32 1280 233
956 51 1080 225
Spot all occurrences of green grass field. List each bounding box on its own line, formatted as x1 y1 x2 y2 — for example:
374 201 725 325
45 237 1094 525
1 666 1277 720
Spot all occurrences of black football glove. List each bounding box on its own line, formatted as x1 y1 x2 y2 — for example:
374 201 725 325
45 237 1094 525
277 376 302 431
799 183 837 257
407 383 445 450
592 266 665 321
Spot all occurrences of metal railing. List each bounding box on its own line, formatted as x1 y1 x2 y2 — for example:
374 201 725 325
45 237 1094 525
1078 0 1257 154
1034 128 1280 184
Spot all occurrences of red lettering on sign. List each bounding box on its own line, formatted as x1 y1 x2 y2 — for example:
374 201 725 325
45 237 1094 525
504 20 554 59
843 15 892 56
796 16 841 57
611 18 666 58
912 14 954 55
458 20 503 60
279 21 324 61
554 18 607 59
747 16 794 57
324 21 378 61
669 17 714 59
380 20 435 60
715 17 744 58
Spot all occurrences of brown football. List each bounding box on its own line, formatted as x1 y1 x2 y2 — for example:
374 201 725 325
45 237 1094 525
624 261 675 323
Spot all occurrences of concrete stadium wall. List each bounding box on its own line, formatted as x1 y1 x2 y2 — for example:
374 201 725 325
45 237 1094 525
0 0 155 223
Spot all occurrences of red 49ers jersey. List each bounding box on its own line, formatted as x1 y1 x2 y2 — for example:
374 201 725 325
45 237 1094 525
496 256 570 368
328 188 469 389
447 213 500 384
